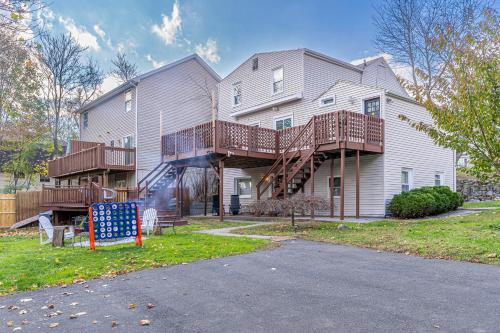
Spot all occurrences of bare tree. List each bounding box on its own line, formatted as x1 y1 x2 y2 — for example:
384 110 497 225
373 0 483 100
39 33 103 157
110 52 138 83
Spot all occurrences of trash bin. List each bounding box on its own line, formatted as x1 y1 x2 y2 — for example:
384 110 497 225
230 195 240 215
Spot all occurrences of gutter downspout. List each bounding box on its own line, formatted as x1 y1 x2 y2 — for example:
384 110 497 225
133 80 139 187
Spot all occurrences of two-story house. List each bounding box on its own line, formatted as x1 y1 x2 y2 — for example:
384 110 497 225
163 49 455 218
44 54 220 220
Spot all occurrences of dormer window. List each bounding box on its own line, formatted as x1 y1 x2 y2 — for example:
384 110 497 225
233 82 242 106
125 90 132 112
272 67 283 94
252 58 258 71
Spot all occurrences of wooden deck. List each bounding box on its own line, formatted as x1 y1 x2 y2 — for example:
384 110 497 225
48 141 136 178
161 110 384 167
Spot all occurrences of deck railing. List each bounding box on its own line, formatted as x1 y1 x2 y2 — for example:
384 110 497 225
48 145 136 178
162 110 384 160
40 183 102 207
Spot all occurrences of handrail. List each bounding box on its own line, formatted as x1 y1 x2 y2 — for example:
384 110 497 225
256 116 315 196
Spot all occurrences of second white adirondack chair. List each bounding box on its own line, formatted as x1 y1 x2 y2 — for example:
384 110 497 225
39 215 75 245
142 208 158 236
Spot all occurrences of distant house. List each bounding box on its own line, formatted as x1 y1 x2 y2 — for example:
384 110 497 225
47 48 455 220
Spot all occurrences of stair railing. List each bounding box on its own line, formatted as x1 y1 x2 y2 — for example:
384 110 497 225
137 163 173 194
256 116 317 199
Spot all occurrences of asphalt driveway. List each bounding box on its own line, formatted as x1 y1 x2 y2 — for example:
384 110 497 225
1 240 499 332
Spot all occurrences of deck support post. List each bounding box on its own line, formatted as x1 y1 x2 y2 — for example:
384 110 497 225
340 148 345 221
310 155 315 220
203 167 208 216
180 172 184 218
218 159 224 221
175 167 187 217
356 150 360 219
330 157 334 218
282 153 287 199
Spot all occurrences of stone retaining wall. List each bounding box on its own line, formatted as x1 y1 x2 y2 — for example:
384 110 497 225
457 179 500 202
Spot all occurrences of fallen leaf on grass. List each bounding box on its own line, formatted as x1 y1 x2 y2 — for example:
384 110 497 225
73 279 86 284
7 320 14 327
128 303 136 309
111 320 119 328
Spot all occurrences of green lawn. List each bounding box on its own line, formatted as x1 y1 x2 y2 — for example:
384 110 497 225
462 200 500 209
0 220 270 296
235 211 500 265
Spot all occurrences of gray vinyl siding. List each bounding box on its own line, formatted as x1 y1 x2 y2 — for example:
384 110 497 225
383 97 455 205
218 50 305 122
79 57 219 187
360 58 409 97
80 88 136 147
137 58 218 180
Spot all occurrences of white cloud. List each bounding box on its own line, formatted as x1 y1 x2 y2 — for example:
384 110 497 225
101 75 122 94
59 17 100 51
36 7 55 30
195 38 220 64
151 1 182 45
93 24 106 39
350 53 413 81
146 54 166 69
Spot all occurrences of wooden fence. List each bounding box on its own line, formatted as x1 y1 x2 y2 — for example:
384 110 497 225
0 194 16 227
0 192 42 227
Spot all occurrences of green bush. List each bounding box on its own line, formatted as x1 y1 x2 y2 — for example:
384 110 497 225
388 186 463 219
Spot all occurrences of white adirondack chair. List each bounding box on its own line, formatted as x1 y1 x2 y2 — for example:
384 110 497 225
142 208 158 236
39 215 75 245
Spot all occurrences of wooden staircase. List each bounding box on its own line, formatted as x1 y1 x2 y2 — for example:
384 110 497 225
137 162 186 224
257 117 328 199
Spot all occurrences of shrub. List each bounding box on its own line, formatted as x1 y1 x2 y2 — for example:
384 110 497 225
388 186 463 219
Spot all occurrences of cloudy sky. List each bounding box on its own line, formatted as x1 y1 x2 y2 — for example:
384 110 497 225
43 0 396 92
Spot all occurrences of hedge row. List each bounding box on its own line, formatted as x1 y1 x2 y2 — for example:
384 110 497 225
388 186 464 219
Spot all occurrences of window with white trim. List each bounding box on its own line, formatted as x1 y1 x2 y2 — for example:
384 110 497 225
252 58 258 71
434 172 444 186
235 178 252 198
83 112 88 128
319 95 336 107
401 168 413 192
364 97 380 118
272 67 284 94
327 176 341 197
125 90 132 112
274 115 292 130
233 82 241 106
